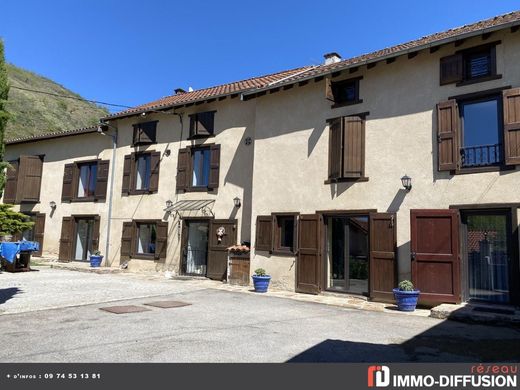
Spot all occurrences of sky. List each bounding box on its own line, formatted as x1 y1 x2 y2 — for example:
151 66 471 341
2 1 520 113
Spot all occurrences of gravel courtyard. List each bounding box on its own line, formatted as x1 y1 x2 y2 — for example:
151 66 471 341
0 267 519 362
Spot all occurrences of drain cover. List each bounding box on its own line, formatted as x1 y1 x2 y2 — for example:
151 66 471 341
99 305 152 314
144 301 191 309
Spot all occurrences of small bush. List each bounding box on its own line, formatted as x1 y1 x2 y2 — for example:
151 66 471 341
398 280 415 291
254 268 267 276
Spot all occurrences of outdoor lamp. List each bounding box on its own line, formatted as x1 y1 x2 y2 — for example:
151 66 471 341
233 197 241 208
165 200 173 209
49 201 57 209
401 175 412 191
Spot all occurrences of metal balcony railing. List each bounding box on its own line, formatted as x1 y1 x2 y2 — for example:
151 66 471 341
460 144 501 168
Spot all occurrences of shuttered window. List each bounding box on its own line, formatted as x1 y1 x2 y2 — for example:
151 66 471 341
121 151 160 195
189 111 216 138
132 121 158 145
272 213 298 255
176 144 220 192
3 155 44 204
326 77 362 107
120 220 168 261
255 216 273 252
3 160 19 204
327 116 365 182
61 159 110 201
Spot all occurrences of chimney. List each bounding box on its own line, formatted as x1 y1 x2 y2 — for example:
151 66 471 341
323 52 342 65
174 88 186 95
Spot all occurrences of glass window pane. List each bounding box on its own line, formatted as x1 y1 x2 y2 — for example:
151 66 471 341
136 155 151 190
192 149 210 187
137 223 156 254
467 52 491 79
279 216 294 249
89 164 97 195
77 165 89 197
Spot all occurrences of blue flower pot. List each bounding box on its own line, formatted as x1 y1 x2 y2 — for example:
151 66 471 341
90 255 103 268
393 288 420 311
252 275 271 293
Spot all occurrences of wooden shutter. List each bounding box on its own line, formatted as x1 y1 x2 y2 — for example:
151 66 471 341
342 116 365 178
149 151 161 192
297 214 321 294
61 163 75 201
91 216 101 252
190 112 214 137
95 160 109 200
33 213 46 257
411 209 460 304
58 216 74 262
208 144 221 189
141 122 157 143
120 221 134 261
176 147 190 191
122 154 132 195
3 160 18 204
155 221 168 260
17 155 43 202
369 212 397 302
440 53 463 85
437 100 459 171
207 219 237 280
328 118 342 180
503 88 520 165
325 77 335 102
255 215 273 252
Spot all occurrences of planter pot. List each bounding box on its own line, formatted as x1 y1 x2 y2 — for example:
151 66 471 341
89 255 103 268
393 288 420 311
252 275 271 293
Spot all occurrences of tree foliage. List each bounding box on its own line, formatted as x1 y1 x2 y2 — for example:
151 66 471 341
0 204 34 235
0 39 9 194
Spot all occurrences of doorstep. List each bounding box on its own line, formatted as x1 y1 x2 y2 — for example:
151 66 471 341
430 302 520 327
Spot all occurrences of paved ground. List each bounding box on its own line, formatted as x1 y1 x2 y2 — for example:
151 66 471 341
1 267 519 362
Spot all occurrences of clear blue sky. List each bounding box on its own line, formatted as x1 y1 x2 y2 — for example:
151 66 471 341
2 1 519 113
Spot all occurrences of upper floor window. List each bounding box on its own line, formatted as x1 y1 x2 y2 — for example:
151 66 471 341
192 148 211 187
176 144 220 192
62 159 109 202
326 77 362 107
121 151 160 195
3 155 44 204
132 121 158 145
77 162 98 198
440 42 500 86
189 111 216 138
135 154 151 191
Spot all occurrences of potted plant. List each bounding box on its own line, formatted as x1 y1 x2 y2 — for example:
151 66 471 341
251 268 271 293
393 280 420 312
89 250 103 268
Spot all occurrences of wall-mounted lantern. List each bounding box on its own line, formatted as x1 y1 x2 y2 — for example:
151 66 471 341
233 197 241 208
49 201 57 209
401 175 412 191
165 200 174 209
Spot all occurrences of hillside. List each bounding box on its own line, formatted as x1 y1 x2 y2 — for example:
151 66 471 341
5 64 109 140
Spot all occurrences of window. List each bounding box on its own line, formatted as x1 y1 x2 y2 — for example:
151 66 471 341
3 155 44 204
255 213 298 255
135 154 151 190
326 77 362 107
460 96 502 167
136 223 157 255
132 121 157 145
189 111 216 138
192 148 211 187
327 115 366 182
276 215 295 252
439 42 500 86
77 162 98 198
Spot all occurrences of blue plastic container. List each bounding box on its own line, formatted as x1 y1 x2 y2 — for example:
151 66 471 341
252 275 271 293
90 255 103 268
393 288 420 311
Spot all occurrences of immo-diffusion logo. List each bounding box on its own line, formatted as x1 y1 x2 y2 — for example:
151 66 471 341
368 365 390 387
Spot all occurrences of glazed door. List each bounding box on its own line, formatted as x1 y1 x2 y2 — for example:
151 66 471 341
297 214 321 294
182 220 209 276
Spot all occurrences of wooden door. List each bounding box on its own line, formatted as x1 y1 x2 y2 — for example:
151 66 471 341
58 216 74 262
369 212 397 301
33 213 46 257
411 209 461 304
207 219 237 280
297 214 321 294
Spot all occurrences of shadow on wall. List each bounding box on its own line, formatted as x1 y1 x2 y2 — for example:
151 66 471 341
0 287 21 305
287 316 520 362
397 241 411 282
329 181 355 199
386 189 408 213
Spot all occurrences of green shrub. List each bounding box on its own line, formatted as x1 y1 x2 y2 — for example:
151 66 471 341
398 280 415 291
254 268 267 276
0 204 34 235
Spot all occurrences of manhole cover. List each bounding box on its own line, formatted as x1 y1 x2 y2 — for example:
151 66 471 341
144 301 192 309
99 305 151 314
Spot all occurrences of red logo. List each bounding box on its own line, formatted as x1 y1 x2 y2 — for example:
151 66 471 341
368 365 390 387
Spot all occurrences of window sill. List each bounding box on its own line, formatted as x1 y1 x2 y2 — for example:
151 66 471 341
271 249 296 257
324 177 369 184
132 142 157 147
188 134 215 141
126 189 157 195
452 164 514 175
131 254 157 261
70 197 99 203
456 74 502 87
331 99 363 109
184 187 216 193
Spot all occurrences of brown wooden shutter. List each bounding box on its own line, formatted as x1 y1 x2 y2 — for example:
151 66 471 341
120 221 134 261
91 215 101 253
198 112 214 136
33 213 45 257
440 53 463 85
328 118 342 180
3 160 18 204
503 88 520 165
325 77 335 102
208 144 221 189
296 214 321 294
18 155 43 202
122 154 132 195
155 221 168 260
369 212 397 302
437 100 459 171
61 163 75 202
149 151 161 192
176 147 190 191
94 160 110 200
58 216 74 262
342 116 365 178
255 215 273 252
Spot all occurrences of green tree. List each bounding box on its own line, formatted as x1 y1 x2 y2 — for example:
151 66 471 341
0 39 10 194
0 204 33 235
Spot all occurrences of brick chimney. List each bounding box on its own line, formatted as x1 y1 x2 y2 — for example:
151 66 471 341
323 52 342 65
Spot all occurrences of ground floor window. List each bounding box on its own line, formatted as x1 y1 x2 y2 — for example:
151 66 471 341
136 223 157 255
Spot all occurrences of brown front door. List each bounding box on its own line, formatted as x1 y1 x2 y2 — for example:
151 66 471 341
296 214 321 294
411 209 461 304
369 212 397 301
207 219 237 280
